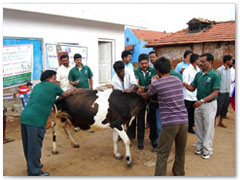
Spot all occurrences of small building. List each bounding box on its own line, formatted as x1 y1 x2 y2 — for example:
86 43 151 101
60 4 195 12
125 27 170 67
3 6 127 90
145 18 235 69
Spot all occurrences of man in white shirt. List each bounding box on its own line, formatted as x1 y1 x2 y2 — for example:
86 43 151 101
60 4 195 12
182 53 200 134
216 55 233 128
56 54 73 91
56 54 78 132
111 61 137 92
230 59 235 99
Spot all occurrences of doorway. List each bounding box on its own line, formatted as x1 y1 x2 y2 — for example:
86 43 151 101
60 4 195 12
98 40 114 84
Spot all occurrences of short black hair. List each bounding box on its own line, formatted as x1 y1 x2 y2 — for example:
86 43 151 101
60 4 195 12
183 50 193 59
74 53 82 60
60 54 69 60
232 59 235 64
190 54 199 64
200 53 214 63
223 54 232 63
138 53 149 63
149 50 158 56
121 50 131 60
40 70 57 81
154 57 171 74
113 61 125 71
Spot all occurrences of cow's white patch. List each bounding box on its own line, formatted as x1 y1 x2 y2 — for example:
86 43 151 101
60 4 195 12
91 88 113 129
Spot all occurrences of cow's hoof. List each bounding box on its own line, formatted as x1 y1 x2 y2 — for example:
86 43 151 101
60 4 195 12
115 154 123 160
126 156 132 167
52 150 59 155
73 144 80 148
127 161 132 167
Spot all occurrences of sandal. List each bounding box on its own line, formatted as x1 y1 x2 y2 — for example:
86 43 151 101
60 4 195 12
3 138 15 144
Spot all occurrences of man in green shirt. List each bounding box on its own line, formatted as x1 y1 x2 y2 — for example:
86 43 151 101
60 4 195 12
68 53 93 90
183 53 221 159
20 70 76 176
128 53 158 151
170 69 183 81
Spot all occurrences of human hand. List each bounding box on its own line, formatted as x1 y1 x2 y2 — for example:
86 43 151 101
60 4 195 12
182 82 188 88
123 89 131 93
180 68 185 74
74 80 79 85
193 101 202 108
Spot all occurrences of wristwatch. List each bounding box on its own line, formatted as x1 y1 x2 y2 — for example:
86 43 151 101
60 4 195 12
200 99 205 104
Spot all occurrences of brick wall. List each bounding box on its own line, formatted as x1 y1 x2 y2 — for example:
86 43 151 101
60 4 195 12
154 41 235 70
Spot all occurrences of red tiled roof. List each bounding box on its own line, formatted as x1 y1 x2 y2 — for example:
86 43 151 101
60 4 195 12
131 28 171 43
145 21 235 47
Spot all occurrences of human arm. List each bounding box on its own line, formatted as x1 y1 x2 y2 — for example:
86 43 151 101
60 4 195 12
182 82 196 91
68 70 79 86
61 87 77 97
89 78 93 90
193 89 219 108
123 84 137 93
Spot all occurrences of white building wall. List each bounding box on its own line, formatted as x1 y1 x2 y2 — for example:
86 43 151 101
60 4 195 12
3 9 125 88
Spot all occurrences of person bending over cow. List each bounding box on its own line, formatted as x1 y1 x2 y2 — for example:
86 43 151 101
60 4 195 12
137 57 188 176
111 60 137 93
20 70 76 176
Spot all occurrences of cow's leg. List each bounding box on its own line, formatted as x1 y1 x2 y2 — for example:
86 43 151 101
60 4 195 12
113 129 123 160
51 119 59 155
63 122 80 148
114 126 132 166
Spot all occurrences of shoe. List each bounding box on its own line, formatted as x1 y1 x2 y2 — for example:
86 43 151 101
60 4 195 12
202 152 213 159
188 128 195 134
138 143 144 150
194 149 202 155
39 171 49 176
152 146 158 152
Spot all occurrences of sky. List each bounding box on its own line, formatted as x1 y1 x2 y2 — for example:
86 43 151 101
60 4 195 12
2 2 235 33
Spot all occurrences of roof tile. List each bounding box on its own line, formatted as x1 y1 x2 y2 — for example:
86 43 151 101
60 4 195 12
145 21 235 47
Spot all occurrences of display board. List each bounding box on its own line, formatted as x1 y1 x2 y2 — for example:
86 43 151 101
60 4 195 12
45 43 88 70
3 44 33 88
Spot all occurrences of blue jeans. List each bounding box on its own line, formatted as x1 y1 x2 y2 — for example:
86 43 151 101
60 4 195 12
156 108 161 138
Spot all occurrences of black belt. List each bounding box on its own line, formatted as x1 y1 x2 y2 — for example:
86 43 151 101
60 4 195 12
205 99 216 103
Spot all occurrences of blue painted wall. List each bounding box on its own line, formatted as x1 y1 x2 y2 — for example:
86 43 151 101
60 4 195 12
3 38 43 80
125 27 153 63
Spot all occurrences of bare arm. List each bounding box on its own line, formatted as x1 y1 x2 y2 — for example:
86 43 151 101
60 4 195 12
89 78 93 90
183 82 196 91
61 88 77 97
194 89 219 108
136 88 150 99
123 84 137 93
69 80 79 86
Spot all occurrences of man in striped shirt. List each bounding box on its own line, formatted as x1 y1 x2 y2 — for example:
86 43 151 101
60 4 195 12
137 57 188 176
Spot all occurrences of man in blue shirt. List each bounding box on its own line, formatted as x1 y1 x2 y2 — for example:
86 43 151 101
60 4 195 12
175 50 192 74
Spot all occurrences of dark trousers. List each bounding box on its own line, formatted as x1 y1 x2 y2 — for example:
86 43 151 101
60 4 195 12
21 124 46 176
216 92 230 118
155 124 188 176
184 100 196 130
127 106 158 145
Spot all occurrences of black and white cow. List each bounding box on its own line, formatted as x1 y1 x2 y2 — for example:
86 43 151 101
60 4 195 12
51 88 146 166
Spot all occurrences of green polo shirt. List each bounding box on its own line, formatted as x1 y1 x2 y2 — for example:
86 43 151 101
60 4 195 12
170 69 183 81
191 68 221 100
68 65 93 89
20 81 64 127
134 67 157 87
